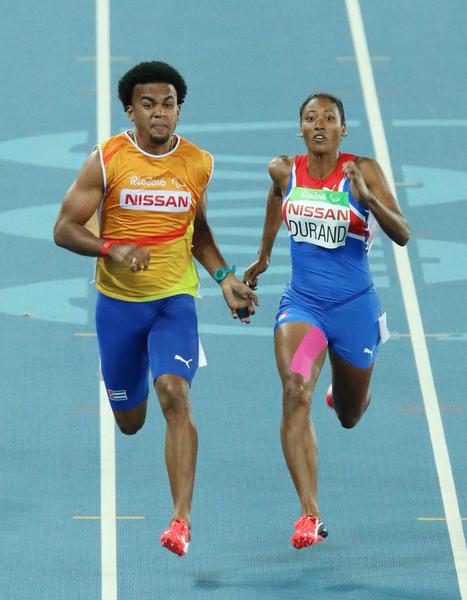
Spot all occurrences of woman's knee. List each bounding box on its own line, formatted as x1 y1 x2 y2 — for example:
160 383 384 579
338 413 360 429
282 378 311 418
334 392 370 429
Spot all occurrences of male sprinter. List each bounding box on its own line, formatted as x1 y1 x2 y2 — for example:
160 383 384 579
54 61 258 556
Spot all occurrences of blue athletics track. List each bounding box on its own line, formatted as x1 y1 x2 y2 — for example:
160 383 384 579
1 1 466 598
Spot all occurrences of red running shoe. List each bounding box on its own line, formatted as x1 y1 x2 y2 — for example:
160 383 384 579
160 519 190 556
292 515 328 549
325 384 334 409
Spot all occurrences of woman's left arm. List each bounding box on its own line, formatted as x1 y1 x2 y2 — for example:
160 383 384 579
343 157 410 246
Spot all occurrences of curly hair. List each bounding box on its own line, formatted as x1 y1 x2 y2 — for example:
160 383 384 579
118 61 187 110
299 93 346 126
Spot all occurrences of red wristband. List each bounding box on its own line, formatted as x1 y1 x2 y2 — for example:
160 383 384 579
100 240 114 256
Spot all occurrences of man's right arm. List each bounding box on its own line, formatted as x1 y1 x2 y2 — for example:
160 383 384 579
53 151 150 269
53 150 107 256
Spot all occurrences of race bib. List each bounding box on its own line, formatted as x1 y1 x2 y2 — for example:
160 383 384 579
285 187 350 249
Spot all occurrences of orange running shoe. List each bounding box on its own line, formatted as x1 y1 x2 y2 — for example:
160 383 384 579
160 519 190 556
325 384 334 409
291 515 328 549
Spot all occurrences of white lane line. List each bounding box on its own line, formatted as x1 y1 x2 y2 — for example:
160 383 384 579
345 1 467 597
96 0 117 598
99 381 117 599
97 0 111 143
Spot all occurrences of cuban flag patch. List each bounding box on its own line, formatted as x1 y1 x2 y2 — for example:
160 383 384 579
107 389 128 402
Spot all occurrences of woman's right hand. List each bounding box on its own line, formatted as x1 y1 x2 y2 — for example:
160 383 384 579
243 255 270 290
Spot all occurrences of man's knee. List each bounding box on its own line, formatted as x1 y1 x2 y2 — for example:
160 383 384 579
156 377 190 418
113 400 147 435
116 419 144 435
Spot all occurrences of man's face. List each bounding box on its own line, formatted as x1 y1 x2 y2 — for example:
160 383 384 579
127 82 180 145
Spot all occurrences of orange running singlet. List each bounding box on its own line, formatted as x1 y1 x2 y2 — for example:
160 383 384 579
95 132 213 301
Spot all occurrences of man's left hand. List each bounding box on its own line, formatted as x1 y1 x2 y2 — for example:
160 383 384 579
219 274 259 323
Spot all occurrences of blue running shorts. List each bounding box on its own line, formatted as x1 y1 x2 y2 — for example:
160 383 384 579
96 292 200 411
275 284 382 369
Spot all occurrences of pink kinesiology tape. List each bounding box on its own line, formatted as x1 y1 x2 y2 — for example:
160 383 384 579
290 327 327 379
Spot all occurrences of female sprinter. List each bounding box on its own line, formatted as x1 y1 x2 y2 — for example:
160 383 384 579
243 93 409 548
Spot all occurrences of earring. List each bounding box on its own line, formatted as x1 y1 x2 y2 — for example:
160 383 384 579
297 132 303 138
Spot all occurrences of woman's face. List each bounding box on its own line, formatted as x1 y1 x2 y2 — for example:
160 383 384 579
300 96 346 154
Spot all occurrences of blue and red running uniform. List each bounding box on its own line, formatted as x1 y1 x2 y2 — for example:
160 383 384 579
276 152 385 368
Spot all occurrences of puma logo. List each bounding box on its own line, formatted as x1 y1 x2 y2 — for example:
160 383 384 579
174 354 193 368
363 345 377 357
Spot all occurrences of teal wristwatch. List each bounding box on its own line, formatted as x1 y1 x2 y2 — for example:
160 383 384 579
213 265 236 283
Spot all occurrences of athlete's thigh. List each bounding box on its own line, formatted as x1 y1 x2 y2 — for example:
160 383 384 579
96 291 151 410
148 294 199 385
275 319 328 391
326 288 381 411
328 347 374 411
327 286 381 369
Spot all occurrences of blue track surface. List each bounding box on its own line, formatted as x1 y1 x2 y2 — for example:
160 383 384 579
1 1 466 598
